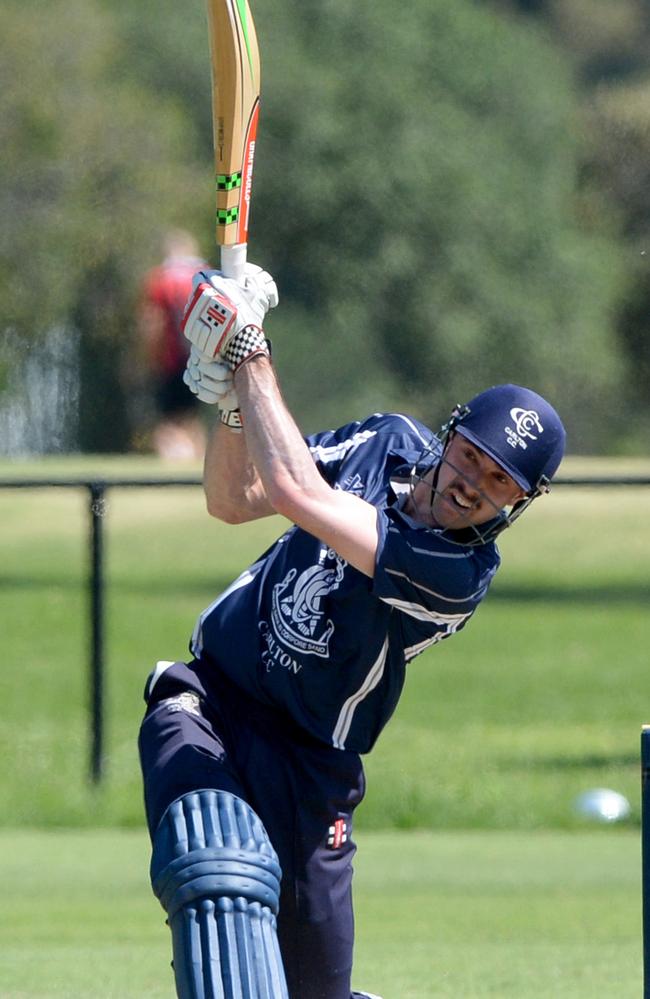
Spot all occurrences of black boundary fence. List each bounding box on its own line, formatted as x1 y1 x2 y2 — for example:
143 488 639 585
1 473 649 784
0 477 200 783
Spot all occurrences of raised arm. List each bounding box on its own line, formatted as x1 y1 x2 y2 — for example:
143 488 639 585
202 419 274 523
181 264 379 575
233 356 379 576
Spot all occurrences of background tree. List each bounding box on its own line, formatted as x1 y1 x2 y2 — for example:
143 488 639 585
250 0 628 447
490 0 650 447
1 0 639 453
0 0 207 450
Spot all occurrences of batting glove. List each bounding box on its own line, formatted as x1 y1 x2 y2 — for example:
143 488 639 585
182 263 278 372
183 347 243 431
183 346 239 408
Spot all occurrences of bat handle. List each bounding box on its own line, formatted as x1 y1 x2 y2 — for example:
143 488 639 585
220 243 247 283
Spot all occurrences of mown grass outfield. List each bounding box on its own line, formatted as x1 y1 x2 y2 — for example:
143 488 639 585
0 829 641 997
0 453 648 996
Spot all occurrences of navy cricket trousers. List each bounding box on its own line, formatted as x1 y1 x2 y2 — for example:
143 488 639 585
138 661 366 999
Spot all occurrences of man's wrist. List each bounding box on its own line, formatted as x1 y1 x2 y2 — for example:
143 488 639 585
223 325 270 372
219 408 243 432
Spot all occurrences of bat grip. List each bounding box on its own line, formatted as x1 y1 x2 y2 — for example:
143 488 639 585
220 243 247 283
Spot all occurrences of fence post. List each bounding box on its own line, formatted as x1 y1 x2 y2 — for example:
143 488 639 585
642 726 650 998
88 482 107 784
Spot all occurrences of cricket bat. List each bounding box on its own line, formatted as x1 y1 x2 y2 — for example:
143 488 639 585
206 0 261 283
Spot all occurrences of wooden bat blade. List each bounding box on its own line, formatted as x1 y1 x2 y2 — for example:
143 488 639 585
206 0 261 257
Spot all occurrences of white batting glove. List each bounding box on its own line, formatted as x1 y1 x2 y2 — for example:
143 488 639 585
240 263 279 312
181 263 278 371
183 346 239 408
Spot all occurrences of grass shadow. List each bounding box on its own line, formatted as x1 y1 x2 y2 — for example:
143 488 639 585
490 581 650 606
499 752 638 771
0 573 235 597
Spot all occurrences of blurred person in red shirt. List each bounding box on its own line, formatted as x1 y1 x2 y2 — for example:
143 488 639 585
136 230 208 459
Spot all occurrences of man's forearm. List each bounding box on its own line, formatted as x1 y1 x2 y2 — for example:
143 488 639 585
234 357 323 513
234 356 379 576
203 418 272 523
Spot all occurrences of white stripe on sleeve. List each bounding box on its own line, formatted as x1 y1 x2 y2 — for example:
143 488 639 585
384 567 489 605
380 597 472 626
331 638 389 750
309 429 377 464
404 634 447 660
387 528 474 561
384 413 433 448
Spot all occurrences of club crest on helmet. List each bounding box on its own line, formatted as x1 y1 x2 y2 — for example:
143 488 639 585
508 407 543 442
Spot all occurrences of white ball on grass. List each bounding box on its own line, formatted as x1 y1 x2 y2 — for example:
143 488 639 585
573 788 631 823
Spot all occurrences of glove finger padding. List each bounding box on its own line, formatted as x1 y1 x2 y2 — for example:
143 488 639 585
183 366 224 407
184 348 239 408
182 265 277 368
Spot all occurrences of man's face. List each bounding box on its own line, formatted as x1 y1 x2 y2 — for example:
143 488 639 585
409 433 526 530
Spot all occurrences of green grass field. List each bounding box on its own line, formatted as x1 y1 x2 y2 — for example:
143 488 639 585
0 453 647 996
0 828 641 997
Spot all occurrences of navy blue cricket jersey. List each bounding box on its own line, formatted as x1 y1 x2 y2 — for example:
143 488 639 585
189 413 500 754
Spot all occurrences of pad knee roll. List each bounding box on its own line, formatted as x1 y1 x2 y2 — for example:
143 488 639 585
151 789 288 999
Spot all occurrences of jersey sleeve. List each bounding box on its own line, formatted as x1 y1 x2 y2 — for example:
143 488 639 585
372 507 500 654
304 417 376 486
305 412 434 488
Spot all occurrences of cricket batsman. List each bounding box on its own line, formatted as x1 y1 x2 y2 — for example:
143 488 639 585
138 264 566 999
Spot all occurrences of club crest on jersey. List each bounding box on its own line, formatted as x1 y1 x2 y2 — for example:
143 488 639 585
504 408 543 451
270 549 346 657
326 818 348 850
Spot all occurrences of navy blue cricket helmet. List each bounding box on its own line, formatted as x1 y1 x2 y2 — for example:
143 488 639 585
451 384 566 494
420 384 566 545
